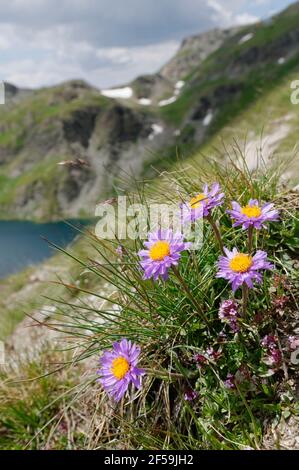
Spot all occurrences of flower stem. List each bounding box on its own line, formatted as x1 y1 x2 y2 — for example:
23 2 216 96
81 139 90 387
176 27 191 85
242 284 249 317
144 368 185 379
242 227 253 316
207 215 224 254
144 368 198 379
248 225 253 254
172 266 211 331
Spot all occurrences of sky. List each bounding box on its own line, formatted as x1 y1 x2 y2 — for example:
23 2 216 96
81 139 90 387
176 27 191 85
0 0 295 90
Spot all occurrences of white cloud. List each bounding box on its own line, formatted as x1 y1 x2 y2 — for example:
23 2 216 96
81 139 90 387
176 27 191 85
1 27 178 89
234 13 260 25
0 0 288 89
207 0 259 27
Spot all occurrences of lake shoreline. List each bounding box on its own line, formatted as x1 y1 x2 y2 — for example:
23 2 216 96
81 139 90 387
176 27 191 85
0 219 91 280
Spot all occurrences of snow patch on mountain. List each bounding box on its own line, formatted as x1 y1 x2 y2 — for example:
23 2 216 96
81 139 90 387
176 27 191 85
148 123 164 140
203 111 213 126
239 33 254 44
101 87 133 99
138 97 152 105
278 57 286 65
158 96 177 107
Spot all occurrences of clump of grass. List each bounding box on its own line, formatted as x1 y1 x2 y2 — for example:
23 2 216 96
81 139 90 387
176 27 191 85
0 349 91 450
3 151 296 450
41 150 298 450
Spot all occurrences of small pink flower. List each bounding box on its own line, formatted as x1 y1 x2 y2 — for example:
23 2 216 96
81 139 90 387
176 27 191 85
268 349 282 366
288 336 299 351
261 335 282 368
272 295 289 315
193 353 208 369
184 389 198 401
261 335 278 350
218 299 240 332
224 373 235 389
205 347 221 361
116 245 123 256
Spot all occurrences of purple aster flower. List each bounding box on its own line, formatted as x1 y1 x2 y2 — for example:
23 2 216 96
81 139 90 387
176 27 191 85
218 299 240 332
138 229 191 281
184 388 198 401
97 339 145 402
224 373 235 389
216 247 273 292
227 199 279 230
181 182 224 224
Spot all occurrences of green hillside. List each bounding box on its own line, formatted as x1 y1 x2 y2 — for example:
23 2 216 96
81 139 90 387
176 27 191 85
160 2 299 133
191 68 299 182
1 2 299 220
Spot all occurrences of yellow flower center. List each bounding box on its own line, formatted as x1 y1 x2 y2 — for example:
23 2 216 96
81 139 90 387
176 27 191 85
189 193 208 209
229 253 253 273
111 356 130 380
241 205 262 218
149 241 170 261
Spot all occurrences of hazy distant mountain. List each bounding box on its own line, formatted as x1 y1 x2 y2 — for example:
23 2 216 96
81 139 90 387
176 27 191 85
1 1 299 221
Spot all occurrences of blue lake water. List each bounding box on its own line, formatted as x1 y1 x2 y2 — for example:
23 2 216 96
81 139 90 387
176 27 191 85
0 220 89 280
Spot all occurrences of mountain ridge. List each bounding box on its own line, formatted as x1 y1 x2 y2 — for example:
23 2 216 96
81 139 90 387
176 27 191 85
1 1 299 220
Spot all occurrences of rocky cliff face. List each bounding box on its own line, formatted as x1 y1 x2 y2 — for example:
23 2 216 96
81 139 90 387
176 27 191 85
160 27 241 83
0 80 170 219
1 2 299 220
